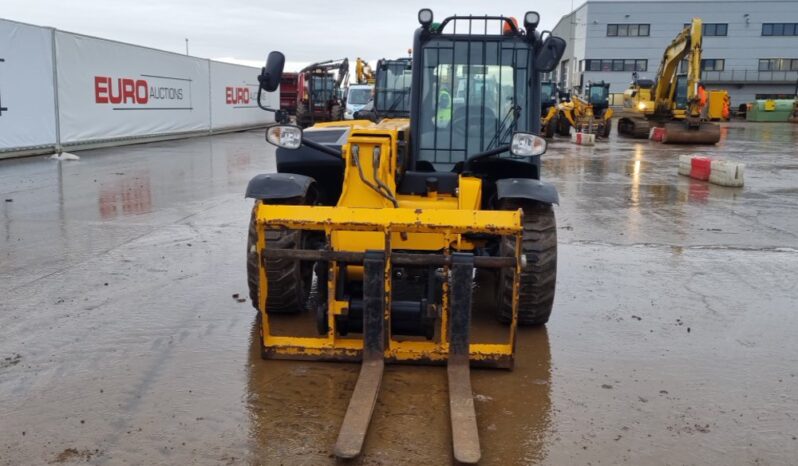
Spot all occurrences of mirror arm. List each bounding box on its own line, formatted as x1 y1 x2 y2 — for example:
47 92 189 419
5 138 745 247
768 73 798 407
255 86 274 112
256 86 288 124
462 144 511 173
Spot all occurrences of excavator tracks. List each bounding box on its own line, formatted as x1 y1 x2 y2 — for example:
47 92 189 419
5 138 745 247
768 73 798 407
618 117 652 139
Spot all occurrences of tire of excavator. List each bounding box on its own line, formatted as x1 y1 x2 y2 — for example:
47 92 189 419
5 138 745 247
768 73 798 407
618 117 650 139
496 199 558 326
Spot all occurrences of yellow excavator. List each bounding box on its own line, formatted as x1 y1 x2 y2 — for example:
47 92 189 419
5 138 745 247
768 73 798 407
556 81 613 138
249 9 566 463
355 57 375 84
618 18 720 144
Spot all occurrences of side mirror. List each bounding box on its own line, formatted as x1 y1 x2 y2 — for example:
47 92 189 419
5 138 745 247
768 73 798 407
258 51 285 93
535 36 566 73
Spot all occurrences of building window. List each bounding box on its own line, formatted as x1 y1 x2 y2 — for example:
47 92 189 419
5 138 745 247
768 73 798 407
758 58 798 71
704 23 727 36
607 23 650 37
584 59 647 72
762 23 798 36
703 59 725 71
755 93 796 99
684 23 728 36
679 59 725 72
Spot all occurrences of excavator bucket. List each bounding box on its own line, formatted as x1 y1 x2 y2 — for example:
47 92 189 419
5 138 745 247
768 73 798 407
662 121 721 144
254 204 524 462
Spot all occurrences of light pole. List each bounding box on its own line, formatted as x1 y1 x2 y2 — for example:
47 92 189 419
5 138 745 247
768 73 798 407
185 38 189 55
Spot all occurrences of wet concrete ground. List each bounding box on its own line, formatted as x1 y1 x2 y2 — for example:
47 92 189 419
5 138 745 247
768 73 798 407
1 121 797 465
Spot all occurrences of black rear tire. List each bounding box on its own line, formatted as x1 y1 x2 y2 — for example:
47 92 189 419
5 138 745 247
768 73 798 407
331 104 343 121
497 200 557 326
247 200 313 314
296 102 310 128
544 117 555 139
556 113 571 137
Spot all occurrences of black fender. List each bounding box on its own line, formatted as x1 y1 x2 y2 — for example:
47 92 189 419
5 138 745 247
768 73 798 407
245 173 315 201
495 178 559 205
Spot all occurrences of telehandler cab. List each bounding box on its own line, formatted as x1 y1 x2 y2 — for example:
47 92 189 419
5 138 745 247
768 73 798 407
247 9 565 462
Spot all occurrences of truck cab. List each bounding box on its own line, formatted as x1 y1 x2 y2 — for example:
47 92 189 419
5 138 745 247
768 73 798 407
344 83 373 119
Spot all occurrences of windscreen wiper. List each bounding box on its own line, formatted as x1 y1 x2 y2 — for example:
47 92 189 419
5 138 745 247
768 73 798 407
386 90 410 112
486 105 521 150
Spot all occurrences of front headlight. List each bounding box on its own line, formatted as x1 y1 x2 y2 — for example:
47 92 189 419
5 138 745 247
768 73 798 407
266 125 302 149
637 102 646 111
511 132 547 157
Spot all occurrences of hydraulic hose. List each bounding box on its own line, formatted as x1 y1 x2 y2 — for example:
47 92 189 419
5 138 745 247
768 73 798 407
352 145 398 208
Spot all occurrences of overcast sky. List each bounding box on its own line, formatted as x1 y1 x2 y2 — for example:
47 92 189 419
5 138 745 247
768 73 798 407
4 0 579 70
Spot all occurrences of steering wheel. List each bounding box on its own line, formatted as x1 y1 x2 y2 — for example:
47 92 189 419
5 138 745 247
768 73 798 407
451 107 498 138
451 112 468 138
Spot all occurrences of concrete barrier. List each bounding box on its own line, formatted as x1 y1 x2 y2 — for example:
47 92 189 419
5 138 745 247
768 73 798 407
690 157 712 181
677 154 745 187
709 160 745 187
571 132 596 146
678 154 693 176
649 127 665 142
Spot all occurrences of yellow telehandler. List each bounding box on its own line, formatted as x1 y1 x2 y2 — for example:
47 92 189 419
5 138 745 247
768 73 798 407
247 9 566 463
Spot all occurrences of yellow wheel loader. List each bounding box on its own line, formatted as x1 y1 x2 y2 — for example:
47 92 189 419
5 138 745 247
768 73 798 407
618 18 720 144
247 9 566 463
556 81 613 138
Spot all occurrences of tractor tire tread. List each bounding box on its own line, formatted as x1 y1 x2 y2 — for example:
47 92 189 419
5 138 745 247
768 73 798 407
247 203 308 314
497 201 557 326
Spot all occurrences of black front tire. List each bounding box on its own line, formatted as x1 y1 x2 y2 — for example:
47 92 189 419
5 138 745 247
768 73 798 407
497 200 558 326
556 113 571 137
246 200 313 314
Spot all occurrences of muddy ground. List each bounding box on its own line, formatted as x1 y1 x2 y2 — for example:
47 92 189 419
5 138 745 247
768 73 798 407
1 122 797 465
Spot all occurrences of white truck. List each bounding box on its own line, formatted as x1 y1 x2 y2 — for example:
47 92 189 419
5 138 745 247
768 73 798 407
344 84 373 120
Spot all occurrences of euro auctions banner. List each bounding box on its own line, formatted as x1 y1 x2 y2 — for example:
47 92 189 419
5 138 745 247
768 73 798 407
55 31 210 144
0 19 58 151
210 61 276 130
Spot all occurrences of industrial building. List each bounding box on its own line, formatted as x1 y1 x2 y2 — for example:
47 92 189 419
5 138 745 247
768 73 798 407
551 0 798 105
